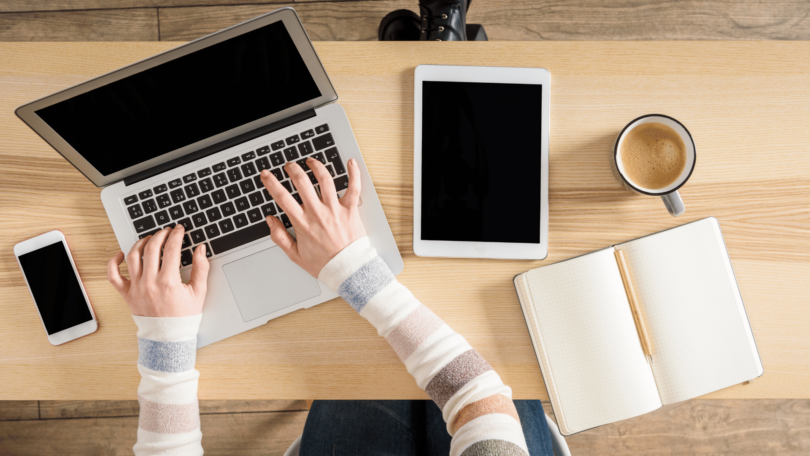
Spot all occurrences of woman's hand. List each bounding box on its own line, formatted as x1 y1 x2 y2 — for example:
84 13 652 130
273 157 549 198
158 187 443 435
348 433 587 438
260 157 366 277
107 226 210 317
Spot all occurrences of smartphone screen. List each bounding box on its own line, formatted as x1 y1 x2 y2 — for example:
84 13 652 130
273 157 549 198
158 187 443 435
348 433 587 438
18 241 93 335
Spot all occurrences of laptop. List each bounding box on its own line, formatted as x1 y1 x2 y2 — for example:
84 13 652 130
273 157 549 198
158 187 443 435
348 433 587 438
15 8 404 348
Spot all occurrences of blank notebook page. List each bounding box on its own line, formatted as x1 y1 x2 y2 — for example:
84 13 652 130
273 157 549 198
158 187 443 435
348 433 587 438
525 248 662 434
617 218 763 405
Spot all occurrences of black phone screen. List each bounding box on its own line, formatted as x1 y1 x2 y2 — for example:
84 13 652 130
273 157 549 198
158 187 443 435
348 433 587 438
421 80 542 244
18 242 93 335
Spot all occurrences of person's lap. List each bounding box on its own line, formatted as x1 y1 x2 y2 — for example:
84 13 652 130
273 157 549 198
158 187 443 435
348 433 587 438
300 400 553 455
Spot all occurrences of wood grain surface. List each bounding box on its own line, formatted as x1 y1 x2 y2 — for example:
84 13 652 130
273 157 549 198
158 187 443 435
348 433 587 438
3 0 810 41
0 42 808 401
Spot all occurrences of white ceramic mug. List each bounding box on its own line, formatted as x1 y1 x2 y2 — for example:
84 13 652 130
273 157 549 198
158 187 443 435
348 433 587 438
612 114 696 217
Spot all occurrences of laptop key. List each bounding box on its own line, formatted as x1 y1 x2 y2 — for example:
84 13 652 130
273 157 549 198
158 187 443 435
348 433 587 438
219 218 235 233
203 243 213 258
262 188 272 201
312 133 334 151
239 179 255 193
221 202 236 217
197 168 212 178
305 172 317 185
155 210 170 225
211 189 227 204
183 173 196 183
212 162 227 172
296 158 310 172
315 124 329 134
333 175 349 191
311 152 326 165
227 168 242 182
156 194 172 208
182 200 199 215
291 193 303 205
249 191 264 207
138 189 153 199
234 197 250 212
142 199 158 214
247 208 263 223
204 224 221 239
206 206 222 222
170 189 186 204
241 162 257 176
286 135 300 145
283 146 299 161
198 194 213 210
270 169 284 181
213 173 229 187
233 213 248 228
182 234 192 249
124 195 138 205
225 184 241 199
256 146 271 156
192 212 208 228
169 179 183 189
169 205 185 220
184 183 200 198
198 177 213 193
326 164 336 177
241 151 256 161
332 158 346 176
298 141 314 156
256 157 271 171
301 129 315 139
210 221 270 255
128 205 144 219
180 249 193 267
139 228 160 239
269 152 285 167
281 181 293 193
261 202 277 217
227 157 241 167
178 218 193 231
271 140 285 150
190 229 206 244
280 213 293 228
253 175 263 189
133 215 156 233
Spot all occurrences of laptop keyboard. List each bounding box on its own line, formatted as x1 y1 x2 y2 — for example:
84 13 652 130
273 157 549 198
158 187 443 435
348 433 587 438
122 123 349 267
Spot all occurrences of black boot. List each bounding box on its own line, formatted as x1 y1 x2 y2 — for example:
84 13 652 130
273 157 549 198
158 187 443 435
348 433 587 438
419 0 468 41
378 9 421 41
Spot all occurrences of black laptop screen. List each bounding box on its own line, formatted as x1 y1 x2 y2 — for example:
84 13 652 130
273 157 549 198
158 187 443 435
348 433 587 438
35 20 321 176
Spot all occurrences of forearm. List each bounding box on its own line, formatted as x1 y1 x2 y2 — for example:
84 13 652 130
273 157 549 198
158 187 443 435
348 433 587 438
319 237 528 456
133 315 204 456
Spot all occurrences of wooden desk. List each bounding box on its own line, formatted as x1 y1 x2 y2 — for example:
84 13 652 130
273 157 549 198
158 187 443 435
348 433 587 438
0 42 807 400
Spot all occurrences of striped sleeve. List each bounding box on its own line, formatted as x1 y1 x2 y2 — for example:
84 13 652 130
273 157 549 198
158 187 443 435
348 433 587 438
319 237 528 456
132 314 204 456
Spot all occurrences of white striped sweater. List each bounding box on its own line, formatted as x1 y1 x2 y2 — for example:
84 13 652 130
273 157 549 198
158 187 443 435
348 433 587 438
133 237 528 455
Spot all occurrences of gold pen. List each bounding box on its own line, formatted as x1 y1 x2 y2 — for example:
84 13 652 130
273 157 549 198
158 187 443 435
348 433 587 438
614 249 653 357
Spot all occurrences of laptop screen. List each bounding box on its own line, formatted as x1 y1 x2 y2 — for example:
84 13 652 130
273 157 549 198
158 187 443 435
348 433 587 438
35 20 321 176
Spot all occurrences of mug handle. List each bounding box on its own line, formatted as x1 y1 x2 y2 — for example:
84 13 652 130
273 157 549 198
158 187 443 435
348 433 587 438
661 191 685 217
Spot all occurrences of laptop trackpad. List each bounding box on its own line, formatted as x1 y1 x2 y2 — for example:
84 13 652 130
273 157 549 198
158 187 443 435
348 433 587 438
223 246 322 322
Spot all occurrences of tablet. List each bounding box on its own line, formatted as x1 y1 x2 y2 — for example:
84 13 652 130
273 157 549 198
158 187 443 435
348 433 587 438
413 65 549 259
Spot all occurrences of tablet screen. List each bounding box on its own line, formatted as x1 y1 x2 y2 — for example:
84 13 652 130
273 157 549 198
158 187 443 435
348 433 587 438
421 81 542 244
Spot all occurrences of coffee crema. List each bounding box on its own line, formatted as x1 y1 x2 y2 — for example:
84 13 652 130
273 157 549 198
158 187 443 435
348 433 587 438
619 122 687 190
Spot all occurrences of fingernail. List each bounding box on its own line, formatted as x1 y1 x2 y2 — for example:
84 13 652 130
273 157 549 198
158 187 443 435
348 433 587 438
261 169 269 177
349 158 356 166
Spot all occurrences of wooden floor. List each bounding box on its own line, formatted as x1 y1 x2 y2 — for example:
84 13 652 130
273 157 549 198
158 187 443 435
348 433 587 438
2 0 809 454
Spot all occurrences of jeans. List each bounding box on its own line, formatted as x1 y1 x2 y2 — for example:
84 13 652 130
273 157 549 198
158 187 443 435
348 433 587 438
300 400 554 455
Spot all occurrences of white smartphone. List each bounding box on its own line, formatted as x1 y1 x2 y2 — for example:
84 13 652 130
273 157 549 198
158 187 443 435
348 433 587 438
14 230 98 345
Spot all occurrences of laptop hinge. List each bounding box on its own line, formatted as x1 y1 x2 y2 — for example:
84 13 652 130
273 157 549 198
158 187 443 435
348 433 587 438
124 109 317 186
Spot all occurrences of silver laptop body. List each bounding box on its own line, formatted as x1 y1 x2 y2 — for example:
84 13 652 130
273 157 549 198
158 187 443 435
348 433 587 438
16 8 403 347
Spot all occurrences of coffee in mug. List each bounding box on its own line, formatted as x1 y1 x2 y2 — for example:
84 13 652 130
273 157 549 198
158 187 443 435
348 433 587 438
612 115 696 216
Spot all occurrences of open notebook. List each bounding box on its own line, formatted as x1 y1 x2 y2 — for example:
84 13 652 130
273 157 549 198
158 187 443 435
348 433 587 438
514 217 763 435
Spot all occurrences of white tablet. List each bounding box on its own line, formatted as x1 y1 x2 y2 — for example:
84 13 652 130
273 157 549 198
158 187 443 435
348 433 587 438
413 65 550 259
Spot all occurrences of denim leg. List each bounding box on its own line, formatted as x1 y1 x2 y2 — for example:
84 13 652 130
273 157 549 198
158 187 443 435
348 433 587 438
300 400 426 456
424 400 554 456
